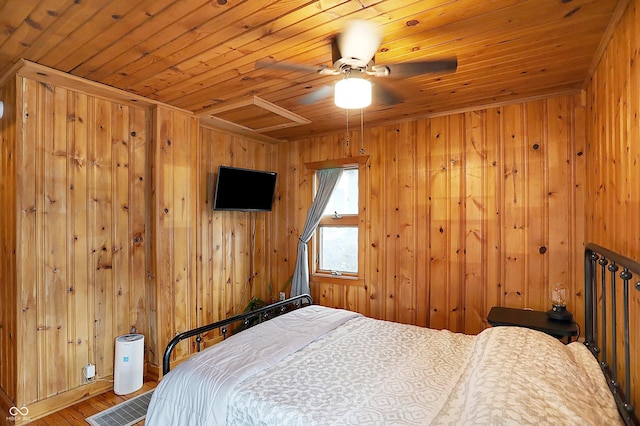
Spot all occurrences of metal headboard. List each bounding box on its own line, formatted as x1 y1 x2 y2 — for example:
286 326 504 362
584 243 640 425
162 294 313 375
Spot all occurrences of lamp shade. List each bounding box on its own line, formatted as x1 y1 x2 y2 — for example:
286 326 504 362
334 77 372 109
338 20 381 68
551 285 567 307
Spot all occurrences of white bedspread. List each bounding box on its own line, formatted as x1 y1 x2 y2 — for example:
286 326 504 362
146 305 360 425
146 305 621 426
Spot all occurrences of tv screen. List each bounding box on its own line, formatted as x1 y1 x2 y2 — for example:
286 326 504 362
213 165 277 212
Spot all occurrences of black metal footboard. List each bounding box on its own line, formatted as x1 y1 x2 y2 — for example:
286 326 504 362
162 294 313 375
584 244 640 425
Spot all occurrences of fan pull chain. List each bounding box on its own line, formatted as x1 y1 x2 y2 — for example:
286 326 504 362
345 108 350 146
360 108 366 154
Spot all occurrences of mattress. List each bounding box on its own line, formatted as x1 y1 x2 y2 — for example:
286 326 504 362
146 305 621 425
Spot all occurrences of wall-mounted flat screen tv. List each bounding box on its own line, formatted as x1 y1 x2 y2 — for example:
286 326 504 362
213 165 277 212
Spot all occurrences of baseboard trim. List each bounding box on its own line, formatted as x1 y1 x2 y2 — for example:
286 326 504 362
12 378 113 425
1 387 16 426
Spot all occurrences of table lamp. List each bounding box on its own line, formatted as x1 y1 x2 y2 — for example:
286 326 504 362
547 284 573 322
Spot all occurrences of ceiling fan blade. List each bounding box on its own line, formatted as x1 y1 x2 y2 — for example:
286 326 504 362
256 59 327 74
374 58 458 77
337 20 382 67
299 85 334 105
373 82 402 106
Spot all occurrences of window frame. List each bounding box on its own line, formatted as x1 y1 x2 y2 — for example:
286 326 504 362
305 156 368 286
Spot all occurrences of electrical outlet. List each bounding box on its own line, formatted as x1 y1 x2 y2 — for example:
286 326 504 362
83 363 96 383
279 292 286 301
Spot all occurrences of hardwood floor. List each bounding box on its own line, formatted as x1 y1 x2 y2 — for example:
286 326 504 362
29 381 157 425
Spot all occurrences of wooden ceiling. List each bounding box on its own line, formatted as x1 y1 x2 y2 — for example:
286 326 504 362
0 0 624 141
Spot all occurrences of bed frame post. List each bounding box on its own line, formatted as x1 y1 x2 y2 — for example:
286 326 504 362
584 249 597 347
610 262 619 384
621 268 632 409
600 256 609 367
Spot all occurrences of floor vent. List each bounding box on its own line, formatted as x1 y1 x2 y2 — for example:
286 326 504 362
85 389 154 426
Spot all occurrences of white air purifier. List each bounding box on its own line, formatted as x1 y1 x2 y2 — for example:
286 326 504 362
114 333 144 395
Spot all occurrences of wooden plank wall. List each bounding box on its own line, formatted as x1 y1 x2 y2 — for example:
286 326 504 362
11 77 147 407
1 67 277 416
147 106 197 373
586 0 640 261
196 126 277 346
0 76 18 411
274 94 586 335
585 0 639 413
148 122 277 375
148 111 277 373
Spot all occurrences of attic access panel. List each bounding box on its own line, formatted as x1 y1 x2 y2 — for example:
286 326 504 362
198 96 310 134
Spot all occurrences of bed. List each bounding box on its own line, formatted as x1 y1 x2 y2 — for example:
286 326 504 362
146 243 639 425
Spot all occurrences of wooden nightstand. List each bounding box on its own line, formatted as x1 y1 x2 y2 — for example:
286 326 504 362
487 306 579 343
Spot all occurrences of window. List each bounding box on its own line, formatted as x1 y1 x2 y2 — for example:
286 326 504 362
306 155 367 285
315 167 360 278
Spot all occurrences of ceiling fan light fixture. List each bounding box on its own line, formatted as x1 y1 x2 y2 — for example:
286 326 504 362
334 77 372 109
338 20 382 68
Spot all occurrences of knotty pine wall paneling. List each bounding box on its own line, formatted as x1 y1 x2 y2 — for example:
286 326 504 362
147 106 197 375
585 0 639 413
427 114 466 331
270 133 300 308
196 127 277 351
0 72 148 422
395 121 419 326
148 109 275 377
460 108 501 334
366 124 387 321
0 61 283 418
0 76 18 417
274 94 586 335
586 0 640 260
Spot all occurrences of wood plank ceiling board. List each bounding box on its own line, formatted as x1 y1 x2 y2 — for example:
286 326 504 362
0 0 623 141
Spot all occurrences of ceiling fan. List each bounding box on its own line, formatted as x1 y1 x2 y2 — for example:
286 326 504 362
256 20 458 108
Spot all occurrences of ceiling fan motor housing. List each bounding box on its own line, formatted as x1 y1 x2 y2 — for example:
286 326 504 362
332 38 371 72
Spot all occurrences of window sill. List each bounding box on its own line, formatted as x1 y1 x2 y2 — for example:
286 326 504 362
311 273 363 286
